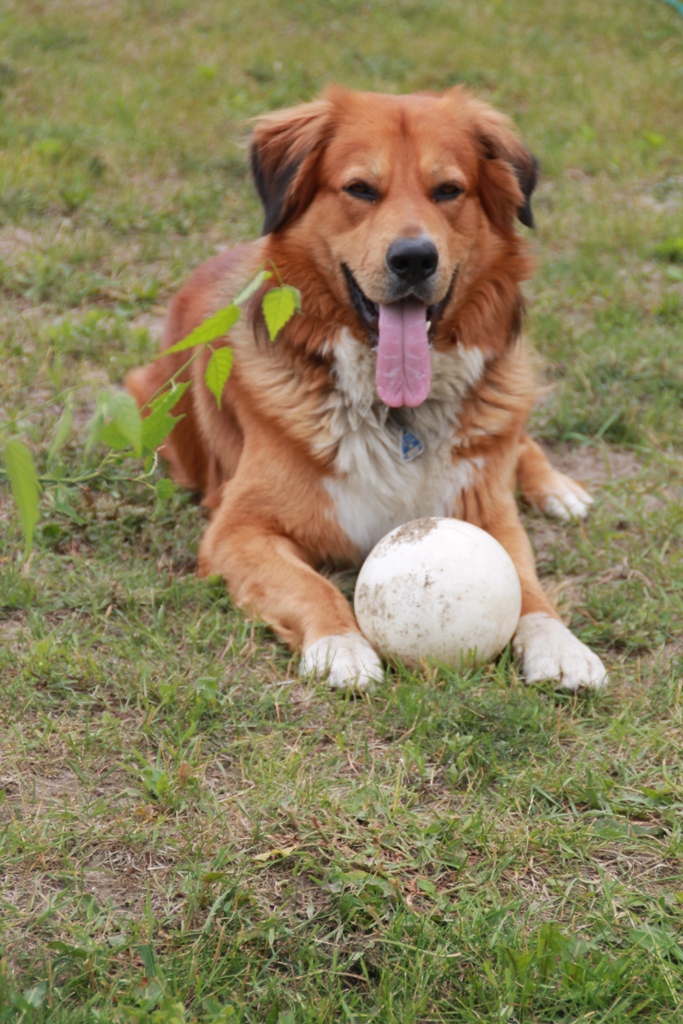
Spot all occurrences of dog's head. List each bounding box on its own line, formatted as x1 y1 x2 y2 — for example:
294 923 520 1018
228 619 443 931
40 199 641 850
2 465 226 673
250 86 537 406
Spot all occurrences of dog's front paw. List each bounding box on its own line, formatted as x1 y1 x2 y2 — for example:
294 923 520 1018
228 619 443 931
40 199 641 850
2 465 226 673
538 473 593 522
300 633 383 692
532 471 593 520
513 613 607 691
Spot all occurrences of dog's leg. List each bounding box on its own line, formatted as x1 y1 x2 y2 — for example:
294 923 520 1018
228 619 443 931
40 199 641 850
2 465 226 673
481 498 607 690
199 520 382 692
516 435 592 521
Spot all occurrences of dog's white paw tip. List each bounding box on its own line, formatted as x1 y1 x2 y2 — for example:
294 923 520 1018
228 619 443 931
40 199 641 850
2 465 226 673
542 487 593 522
513 613 607 692
300 633 383 692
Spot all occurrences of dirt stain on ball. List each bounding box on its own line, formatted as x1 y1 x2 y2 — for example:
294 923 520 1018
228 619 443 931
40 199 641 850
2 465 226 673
382 517 441 550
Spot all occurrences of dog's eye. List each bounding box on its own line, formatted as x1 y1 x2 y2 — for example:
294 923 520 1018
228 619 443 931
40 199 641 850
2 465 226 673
433 183 464 202
344 181 377 202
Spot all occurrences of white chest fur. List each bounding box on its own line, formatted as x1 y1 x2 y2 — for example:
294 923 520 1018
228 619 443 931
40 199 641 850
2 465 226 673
323 330 485 557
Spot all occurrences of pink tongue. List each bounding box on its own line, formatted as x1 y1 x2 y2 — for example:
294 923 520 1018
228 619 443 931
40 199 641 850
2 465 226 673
376 300 431 408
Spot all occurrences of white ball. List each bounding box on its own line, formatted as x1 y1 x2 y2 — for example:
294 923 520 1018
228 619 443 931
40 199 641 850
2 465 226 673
354 517 522 670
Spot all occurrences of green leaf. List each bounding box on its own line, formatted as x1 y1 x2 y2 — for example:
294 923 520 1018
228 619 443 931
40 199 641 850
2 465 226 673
629 925 683 962
233 269 272 306
47 941 88 960
417 878 438 897
111 392 142 456
205 347 234 408
141 412 183 456
48 402 73 463
654 237 683 263
643 131 665 148
140 383 190 455
163 305 240 356
138 943 158 979
54 483 85 524
96 421 132 451
3 440 41 557
147 380 190 416
86 395 106 453
151 999 187 1024
88 391 142 456
262 285 301 341
155 479 175 502
22 983 48 1008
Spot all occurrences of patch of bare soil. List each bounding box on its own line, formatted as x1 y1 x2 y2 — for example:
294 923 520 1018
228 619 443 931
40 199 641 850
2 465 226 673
644 638 683 673
547 444 643 488
0 766 122 808
0 226 35 260
0 602 25 627
522 444 645 614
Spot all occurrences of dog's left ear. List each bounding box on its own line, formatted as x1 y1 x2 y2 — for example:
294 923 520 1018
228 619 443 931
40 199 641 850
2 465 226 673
250 98 333 235
470 102 538 233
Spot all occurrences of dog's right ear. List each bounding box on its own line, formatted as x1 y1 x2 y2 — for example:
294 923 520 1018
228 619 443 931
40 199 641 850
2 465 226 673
250 99 333 235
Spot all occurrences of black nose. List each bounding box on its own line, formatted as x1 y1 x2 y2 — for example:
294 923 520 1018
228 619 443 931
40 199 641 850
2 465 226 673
386 237 439 286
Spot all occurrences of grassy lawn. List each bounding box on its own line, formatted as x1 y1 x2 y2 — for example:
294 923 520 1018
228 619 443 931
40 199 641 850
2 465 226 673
1 0 683 1020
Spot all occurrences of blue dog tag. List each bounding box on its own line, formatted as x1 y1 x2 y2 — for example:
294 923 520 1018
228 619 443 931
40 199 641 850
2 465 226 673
400 427 425 462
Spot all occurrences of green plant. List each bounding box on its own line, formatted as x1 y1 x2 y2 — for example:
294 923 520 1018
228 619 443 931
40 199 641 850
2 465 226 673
0 270 300 558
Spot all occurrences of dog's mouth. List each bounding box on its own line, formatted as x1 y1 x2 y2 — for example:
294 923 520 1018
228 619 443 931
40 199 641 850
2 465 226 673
342 265 454 346
342 265 456 408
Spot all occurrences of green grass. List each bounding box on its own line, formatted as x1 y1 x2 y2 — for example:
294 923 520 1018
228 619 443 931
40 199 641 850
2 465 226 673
1 0 683 1020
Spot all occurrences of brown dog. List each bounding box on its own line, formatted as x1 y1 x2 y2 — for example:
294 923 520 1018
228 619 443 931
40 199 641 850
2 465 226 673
127 85 606 691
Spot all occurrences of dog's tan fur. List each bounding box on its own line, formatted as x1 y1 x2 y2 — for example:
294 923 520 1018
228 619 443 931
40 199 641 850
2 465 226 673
127 86 606 691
